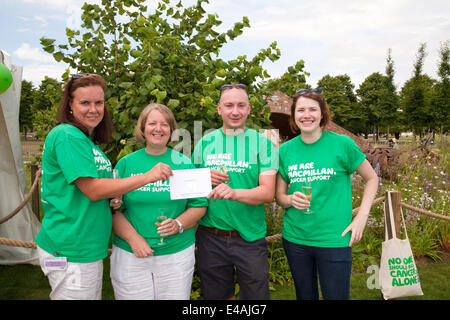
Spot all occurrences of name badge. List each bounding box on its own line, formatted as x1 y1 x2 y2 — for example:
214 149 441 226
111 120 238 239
44 257 67 270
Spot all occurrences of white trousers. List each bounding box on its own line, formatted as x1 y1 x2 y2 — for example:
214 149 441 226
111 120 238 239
110 244 195 300
37 246 103 300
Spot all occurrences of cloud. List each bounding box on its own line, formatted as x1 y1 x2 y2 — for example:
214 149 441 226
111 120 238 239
10 0 450 89
20 63 67 84
13 43 54 63
12 43 72 84
213 0 450 87
21 0 84 10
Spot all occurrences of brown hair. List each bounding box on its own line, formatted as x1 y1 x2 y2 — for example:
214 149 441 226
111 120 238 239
57 74 113 144
135 103 178 143
289 91 331 133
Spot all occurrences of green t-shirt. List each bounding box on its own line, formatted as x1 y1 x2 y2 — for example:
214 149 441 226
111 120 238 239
279 131 366 248
192 128 278 242
112 148 207 256
35 124 113 262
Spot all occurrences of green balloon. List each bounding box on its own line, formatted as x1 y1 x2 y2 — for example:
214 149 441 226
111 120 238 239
0 63 13 94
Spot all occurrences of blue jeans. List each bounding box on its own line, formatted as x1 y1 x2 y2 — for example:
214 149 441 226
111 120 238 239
282 238 352 300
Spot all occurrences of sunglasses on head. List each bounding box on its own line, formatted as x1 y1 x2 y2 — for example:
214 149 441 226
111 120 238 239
71 73 97 80
220 84 247 91
295 88 323 95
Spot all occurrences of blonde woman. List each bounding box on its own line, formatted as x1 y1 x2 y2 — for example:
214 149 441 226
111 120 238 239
110 103 207 300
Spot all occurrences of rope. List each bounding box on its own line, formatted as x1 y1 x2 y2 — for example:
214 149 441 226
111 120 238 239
0 168 42 225
1 194 448 250
401 202 450 221
352 196 385 215
0 237 37 249
265 233 282 242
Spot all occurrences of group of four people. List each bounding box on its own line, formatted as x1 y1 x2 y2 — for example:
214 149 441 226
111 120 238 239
34 74 378 300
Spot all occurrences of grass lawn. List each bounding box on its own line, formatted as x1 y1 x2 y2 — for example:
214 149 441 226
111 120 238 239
271 259 450 300
0 258 448 300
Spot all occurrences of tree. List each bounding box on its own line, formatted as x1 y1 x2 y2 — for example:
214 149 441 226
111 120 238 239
32 77 62 139
402 43 434 137
33 77 61 111
432 41 450 133
382 48 401 137
260 60 309 96
400 74 435 136
357 72 388 142
40 0 281 163
19 80 35 139
317 74 360 132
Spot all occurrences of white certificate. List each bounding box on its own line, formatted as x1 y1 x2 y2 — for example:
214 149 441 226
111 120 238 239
169 168 212 200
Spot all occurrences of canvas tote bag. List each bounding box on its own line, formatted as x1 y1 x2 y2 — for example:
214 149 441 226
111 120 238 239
379 191 423 300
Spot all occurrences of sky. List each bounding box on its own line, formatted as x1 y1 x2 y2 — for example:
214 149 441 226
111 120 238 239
1 0 449 90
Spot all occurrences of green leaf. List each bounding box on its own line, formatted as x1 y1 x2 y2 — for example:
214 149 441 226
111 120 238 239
215 69 227 78
167 99 180 109
53 52 64 62
130 49 142 58
156 90 167 103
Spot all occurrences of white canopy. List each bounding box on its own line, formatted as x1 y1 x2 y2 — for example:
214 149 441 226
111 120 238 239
0 50 40 265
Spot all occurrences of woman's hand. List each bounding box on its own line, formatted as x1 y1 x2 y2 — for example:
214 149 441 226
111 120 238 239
128 234 154 258
341 214 369 247
156 218 180 237
289 191 310 210
109 197 122 210
146 162 172 183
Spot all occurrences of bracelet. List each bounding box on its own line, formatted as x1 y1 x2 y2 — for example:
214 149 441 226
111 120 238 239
175 219 184 234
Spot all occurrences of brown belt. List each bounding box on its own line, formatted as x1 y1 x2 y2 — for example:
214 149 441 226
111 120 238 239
201 225 240 237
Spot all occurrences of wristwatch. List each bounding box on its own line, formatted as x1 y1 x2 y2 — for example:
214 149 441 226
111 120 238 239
175 219 184 234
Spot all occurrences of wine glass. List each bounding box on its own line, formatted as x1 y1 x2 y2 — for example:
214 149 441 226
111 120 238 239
301 181 313 214
110 169 121 210
218 165 228 185
112 168 120 179
155 209 168 246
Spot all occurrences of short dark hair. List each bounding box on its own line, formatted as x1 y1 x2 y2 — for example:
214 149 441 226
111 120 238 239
57 74 113 144
289 91 331 133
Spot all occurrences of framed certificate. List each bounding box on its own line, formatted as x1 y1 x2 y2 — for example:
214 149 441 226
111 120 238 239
169 168 212 200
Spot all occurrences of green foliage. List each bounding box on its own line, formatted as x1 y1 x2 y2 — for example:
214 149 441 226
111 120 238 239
39 0 281 163
352 138 449 272
401 43 437 136
432 41 450 133
265 203 292 287
31 77 62 139
400 74 436 136
19 80 35 136
382 48 401 133
357 72 390 140
260 59 309 97
317 74 360 130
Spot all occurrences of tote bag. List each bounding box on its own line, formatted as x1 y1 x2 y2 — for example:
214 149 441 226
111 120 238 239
379 191 423 300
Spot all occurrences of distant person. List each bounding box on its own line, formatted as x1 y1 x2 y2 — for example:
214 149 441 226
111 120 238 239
192 84 278 300
110 103 207 300
275 88 378 300
35 74 171 300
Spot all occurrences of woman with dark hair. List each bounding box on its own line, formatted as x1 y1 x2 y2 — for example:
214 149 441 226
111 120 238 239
35 74 172 300
275 89 378 300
